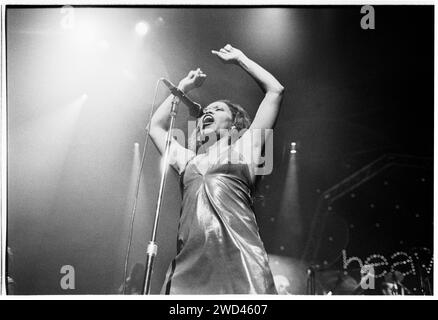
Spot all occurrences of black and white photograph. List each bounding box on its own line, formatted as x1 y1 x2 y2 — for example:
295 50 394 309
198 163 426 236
1 4 434 297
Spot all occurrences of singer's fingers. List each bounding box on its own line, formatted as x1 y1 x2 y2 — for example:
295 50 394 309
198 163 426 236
224 44 232 50
220 48 227 54
211 50 226 61
196 70 206 78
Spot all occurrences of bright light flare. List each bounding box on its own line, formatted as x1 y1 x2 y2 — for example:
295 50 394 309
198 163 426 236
97 39 110 51
135 21 149 36
73 21 97 47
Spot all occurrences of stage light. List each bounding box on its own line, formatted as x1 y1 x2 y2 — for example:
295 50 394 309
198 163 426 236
135 21 149 36
274 139 301 252
155 17 165 27
290 142 297 154
81 93 88 101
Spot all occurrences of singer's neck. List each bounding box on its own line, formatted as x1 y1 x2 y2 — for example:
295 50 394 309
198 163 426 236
196 132 232 155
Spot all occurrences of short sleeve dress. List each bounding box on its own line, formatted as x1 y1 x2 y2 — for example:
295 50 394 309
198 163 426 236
161 145 277 294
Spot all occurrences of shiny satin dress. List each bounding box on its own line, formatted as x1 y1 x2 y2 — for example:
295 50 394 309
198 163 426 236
161 146 277 294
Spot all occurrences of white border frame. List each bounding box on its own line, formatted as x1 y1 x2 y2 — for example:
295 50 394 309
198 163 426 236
0 1 436 300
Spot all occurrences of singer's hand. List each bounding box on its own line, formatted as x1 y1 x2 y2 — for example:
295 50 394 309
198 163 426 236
211 44 245 64
178 68 207 93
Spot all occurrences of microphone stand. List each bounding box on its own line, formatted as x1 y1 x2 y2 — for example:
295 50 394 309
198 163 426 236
141 95 181 295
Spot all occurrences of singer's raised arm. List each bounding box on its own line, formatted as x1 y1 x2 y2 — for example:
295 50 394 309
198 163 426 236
211 44 284 177
149 68 207 174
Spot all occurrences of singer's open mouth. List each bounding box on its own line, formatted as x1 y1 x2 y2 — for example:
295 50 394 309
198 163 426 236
202 114 215 128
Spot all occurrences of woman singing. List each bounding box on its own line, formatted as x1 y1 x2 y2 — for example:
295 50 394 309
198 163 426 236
149 44 284 294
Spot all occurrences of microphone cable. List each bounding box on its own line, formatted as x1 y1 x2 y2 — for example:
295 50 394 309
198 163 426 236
121 78 162 294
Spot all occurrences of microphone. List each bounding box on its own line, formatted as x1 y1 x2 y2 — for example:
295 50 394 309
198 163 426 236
161 78 203 117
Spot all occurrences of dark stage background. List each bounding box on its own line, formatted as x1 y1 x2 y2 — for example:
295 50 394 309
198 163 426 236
7 6 433 294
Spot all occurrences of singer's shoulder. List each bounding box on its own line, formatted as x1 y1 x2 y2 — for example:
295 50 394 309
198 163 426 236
170 138 196 175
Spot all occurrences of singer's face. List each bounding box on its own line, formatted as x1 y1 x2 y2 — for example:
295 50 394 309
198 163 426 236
198 101 233 136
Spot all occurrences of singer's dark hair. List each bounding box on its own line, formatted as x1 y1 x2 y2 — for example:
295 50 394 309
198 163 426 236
217 100 252 132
